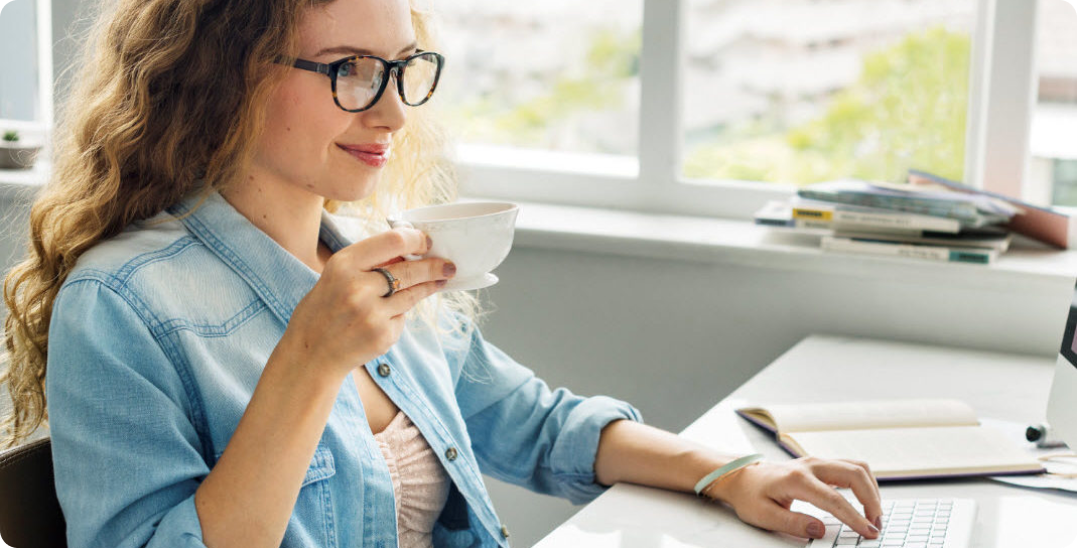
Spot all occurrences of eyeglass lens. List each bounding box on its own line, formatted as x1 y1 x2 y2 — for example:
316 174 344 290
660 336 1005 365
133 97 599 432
336 53 440 111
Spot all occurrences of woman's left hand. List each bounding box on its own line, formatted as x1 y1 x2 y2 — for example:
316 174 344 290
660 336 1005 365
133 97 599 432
706 456 883 541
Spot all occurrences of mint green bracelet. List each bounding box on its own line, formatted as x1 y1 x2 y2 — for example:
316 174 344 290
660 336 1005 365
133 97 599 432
693 453 764 497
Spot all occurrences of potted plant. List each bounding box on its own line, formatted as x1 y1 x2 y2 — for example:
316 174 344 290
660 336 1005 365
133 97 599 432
0 130 42 170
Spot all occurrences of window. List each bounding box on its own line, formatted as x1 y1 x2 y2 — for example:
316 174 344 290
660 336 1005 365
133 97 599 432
0 0 39 122
0 0 52 147
1031 0 1077 207
432 0 1050 221
682 0 976 187
9 1 1056 221
423 0 642 174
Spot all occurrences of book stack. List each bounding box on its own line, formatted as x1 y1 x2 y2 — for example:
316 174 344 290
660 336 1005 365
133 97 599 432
755 178 1020 265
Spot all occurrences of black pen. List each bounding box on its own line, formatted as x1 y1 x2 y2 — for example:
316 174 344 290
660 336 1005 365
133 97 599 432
1026 424 1068 449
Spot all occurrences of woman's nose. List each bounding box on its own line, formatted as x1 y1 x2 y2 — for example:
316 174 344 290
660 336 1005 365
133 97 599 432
362 73 407 132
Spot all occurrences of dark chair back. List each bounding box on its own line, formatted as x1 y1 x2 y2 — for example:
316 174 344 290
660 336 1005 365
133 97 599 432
0 437 67 548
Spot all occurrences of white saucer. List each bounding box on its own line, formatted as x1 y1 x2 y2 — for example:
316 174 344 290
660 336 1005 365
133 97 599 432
441 273 498 291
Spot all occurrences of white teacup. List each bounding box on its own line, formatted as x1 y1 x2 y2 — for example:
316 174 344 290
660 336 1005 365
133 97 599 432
388 201 519 291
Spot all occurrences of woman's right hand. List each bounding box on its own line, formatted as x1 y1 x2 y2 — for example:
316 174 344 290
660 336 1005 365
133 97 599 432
281 227 456 380
709 456 883 541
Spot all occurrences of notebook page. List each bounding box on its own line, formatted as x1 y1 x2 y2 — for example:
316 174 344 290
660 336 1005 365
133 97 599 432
750 399 978 433
785 425 1042 479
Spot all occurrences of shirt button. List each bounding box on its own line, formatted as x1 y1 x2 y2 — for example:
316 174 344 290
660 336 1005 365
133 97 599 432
445 447 458 461
377 363 391 377
500 524 510 538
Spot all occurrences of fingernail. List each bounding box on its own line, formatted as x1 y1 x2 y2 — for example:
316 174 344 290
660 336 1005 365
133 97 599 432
807 522 825 539
426 235 433 249
868 523 880 536
436 279 447 287
874 516 883 529
443 262 456 277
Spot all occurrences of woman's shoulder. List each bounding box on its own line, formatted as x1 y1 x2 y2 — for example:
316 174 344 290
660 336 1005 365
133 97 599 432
59 209 256 326
65 210 195 287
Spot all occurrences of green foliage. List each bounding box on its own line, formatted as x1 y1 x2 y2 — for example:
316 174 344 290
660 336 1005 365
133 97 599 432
684 27 971 185
444 27 641 152
2 131 18 143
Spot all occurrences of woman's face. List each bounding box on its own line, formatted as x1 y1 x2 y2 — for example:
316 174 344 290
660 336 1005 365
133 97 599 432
253 0 416 202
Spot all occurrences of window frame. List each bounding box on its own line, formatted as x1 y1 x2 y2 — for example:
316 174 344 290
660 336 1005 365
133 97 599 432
458 0 1041 220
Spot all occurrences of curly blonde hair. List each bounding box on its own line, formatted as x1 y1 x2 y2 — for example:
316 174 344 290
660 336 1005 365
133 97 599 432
1 0 481 450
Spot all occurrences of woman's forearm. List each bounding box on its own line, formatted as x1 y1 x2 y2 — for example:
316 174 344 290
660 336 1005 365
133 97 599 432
593 419 738 495
194 338 348 548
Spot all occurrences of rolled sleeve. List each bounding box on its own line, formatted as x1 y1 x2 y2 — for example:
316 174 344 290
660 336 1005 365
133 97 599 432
149 494 208 548
546 395 643 504
46 278 209 548
446 315 644 505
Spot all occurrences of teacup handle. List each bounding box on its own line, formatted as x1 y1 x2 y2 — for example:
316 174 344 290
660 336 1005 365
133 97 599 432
387 218 424 261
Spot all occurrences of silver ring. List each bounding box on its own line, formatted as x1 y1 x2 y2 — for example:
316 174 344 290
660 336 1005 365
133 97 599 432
372 268 400 298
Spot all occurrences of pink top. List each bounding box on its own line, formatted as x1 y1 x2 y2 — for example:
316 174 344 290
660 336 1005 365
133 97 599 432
372 410 453 548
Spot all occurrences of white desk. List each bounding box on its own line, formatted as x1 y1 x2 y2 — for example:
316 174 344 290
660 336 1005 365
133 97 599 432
535 335 1077 547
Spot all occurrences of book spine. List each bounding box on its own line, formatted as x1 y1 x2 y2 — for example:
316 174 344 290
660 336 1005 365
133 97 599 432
754 217 793 227
793 207 958 233
821 236 996 264
947 249 993 264
795 219 831 231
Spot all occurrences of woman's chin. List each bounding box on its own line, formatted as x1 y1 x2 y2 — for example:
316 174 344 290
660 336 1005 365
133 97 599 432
327 181 378 203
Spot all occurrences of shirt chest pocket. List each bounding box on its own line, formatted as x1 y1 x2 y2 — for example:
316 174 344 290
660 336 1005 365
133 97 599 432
301 444 337 487
213 444 336 486
291 445 339 547
212 445 338 547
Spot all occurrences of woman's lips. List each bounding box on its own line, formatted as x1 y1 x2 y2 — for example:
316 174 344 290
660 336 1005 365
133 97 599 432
337 144 390 168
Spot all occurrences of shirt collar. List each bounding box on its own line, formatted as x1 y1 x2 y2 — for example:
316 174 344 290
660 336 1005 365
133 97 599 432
167 190 354 326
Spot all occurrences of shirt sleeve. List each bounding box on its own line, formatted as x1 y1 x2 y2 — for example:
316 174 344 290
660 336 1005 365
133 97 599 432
45 278 210 548
443 314 644 505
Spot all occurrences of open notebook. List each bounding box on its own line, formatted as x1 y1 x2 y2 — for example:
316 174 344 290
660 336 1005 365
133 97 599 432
736 399 1044 480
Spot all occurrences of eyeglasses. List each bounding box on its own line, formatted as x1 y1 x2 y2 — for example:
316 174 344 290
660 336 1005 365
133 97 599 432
276 50 445 113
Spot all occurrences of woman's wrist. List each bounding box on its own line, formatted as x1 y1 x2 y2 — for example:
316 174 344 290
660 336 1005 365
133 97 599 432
694 453 764 498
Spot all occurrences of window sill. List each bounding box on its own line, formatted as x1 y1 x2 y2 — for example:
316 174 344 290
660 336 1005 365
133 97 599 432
495 199 1077 294
3 167 1072 293
0 161 48 201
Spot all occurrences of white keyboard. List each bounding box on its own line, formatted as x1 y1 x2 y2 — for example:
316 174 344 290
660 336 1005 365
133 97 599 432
801 498 976 548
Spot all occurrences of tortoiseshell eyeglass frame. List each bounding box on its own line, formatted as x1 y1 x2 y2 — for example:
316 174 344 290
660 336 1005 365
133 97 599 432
275 50 445 113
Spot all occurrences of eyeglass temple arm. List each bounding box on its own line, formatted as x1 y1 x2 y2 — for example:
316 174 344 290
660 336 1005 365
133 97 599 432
276 56 332 76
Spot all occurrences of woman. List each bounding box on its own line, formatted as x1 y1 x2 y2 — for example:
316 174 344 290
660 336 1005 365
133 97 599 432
0 0 884 546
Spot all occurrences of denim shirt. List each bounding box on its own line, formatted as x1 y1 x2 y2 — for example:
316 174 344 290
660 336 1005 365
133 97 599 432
45 190 643 548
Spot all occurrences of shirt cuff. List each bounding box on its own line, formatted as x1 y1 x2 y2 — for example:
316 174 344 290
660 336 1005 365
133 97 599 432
548 395 644 505
147 493 209 548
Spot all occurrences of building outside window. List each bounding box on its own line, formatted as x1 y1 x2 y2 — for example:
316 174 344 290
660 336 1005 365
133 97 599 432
681 0 975 188
1032 0 1077 207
